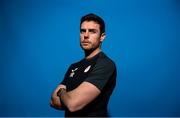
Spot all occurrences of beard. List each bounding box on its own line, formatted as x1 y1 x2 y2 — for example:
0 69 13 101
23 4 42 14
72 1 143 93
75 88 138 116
80 42 100 51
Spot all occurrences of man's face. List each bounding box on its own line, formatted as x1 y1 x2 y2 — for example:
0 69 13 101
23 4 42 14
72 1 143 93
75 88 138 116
80 21 105 51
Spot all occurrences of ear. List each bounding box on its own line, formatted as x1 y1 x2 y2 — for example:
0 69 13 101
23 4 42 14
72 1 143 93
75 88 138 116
100 33 106 42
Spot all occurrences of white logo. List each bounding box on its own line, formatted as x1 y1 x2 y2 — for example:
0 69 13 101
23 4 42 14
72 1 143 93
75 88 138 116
84 65 91 73
69 68 78 77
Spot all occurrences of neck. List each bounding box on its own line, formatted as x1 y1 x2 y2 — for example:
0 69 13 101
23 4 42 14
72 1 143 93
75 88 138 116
84 48 101 59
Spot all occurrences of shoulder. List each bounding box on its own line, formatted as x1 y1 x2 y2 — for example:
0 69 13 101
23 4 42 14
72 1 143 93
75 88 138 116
96 52 116 70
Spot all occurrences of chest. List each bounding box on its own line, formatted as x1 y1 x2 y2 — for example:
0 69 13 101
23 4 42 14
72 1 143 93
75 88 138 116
65 61 96 91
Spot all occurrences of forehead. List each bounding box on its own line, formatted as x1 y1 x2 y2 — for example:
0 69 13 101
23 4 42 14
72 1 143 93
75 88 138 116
81 21 100 29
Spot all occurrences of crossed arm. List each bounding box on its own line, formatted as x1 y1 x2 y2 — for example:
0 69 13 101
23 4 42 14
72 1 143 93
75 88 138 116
50 82 100 112
50 84 66 109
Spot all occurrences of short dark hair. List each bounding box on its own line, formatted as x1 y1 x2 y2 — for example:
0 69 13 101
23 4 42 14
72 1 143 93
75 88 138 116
80 13 105 34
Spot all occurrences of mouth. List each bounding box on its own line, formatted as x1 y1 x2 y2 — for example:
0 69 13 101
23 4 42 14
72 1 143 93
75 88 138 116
81 42 90 45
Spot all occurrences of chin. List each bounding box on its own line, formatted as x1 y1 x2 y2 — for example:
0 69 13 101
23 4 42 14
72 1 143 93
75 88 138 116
81 47 92 51
81 45 90 50
83 48 92 51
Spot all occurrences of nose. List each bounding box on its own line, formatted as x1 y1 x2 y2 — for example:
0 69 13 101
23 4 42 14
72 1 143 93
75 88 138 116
84 31 89 39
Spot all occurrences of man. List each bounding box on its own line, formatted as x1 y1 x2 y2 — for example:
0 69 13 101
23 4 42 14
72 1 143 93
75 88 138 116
50 13 116 117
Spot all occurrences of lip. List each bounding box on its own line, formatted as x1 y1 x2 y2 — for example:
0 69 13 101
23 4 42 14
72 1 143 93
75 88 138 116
81 42 89 44
81 42 89 46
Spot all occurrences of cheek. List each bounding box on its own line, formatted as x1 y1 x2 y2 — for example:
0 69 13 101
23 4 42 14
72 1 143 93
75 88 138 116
91 35 100 42
90 34 99 39
91 39 100 47
80 35 83 41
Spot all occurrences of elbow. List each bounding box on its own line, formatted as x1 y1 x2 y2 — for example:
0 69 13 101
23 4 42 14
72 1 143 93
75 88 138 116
50 99 62 109
50 100 56 107
68 106 77 112
66 100 84 112
68 105 83 112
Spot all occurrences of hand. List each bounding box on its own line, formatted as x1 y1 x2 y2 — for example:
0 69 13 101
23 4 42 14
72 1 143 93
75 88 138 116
57 88 66 97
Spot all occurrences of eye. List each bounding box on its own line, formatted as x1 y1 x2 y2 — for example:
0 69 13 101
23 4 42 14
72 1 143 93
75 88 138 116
80 29 86 33
89 29 97 33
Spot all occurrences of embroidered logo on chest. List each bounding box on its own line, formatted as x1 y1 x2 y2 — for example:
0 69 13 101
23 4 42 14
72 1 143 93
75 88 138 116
84 65 91 73
69 68 78 77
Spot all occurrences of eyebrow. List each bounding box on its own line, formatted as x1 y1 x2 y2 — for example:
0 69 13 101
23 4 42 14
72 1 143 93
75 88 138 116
80 28 98 32
89 29 97 32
